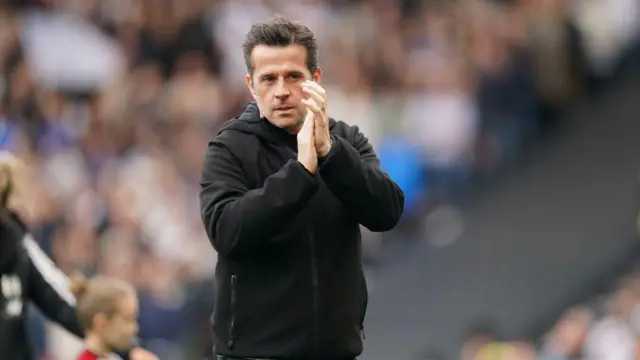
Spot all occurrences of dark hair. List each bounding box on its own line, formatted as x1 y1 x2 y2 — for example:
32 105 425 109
242 16 319 77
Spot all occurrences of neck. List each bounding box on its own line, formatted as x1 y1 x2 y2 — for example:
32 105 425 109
284 116 305 135
261 116 303 135
285 124 302 135
85 333 111 357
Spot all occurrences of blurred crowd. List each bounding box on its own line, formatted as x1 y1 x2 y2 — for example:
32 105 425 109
0 0 639 359
460 271 640 360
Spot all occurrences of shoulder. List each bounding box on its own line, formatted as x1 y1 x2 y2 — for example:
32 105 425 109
202 121 264 179
207 119 258 155
329 118 362 140
212 119 252 143
329 118 369 145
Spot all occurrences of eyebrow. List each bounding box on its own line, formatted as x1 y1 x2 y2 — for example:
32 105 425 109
286 70 304 77
259 71 304 80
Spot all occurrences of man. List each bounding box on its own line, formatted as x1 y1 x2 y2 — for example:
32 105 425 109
0 153 158 360
199 17 405 360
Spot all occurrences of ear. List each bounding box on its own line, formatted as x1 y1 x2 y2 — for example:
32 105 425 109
312 67 322 83
245 74 257 100
92 313 109 331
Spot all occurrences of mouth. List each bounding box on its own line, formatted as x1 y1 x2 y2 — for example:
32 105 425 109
274 106 295 112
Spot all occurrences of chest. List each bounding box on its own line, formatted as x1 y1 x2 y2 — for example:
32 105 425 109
239 136 352 230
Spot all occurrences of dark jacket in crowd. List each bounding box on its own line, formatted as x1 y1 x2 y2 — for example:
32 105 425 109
0 211 83 360
0 211 134 360
199 102 405 360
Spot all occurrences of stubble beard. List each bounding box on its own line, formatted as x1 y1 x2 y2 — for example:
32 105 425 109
284 114 305 134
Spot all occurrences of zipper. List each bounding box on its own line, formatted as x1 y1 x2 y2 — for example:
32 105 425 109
360 281 368 340
228 274 237 349
308 228 320 356
287 144 320 354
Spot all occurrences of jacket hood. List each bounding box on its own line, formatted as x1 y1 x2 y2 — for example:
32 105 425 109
217 102 294 146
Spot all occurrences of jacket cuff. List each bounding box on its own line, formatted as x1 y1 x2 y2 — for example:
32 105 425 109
318 135 341 167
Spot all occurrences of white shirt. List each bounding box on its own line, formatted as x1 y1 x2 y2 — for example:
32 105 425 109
583 317 636 360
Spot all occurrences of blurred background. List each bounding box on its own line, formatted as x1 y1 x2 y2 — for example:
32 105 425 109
0 0 639 359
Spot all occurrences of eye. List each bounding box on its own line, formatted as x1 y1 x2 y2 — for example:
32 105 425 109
288 73 304 81
261 75 276 83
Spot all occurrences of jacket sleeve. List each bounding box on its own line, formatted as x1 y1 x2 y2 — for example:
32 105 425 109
199 139 319 256
23 236 83 338
23 236 137 360
318 128 405 232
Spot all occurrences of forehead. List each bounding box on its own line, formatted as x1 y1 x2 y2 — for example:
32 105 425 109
117 294 139 315
251 44 309 76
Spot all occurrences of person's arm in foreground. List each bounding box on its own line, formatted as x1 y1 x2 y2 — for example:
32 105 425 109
23 237 157 360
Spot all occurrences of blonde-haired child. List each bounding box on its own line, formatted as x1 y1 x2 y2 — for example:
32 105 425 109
69 274 139 360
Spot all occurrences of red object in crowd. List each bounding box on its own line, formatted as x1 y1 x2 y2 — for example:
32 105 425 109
76 350 100 360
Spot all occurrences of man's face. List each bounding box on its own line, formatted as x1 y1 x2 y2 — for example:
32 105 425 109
246 44 321 133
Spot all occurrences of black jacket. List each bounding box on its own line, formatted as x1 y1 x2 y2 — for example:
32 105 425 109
199 103 404 359
0 212 134 360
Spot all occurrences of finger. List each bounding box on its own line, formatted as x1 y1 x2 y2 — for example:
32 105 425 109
302 98 322 115
301 118 315 146
299 108 315 137
301 86 326 109
303 98 329 131
301 102 316 123
303 81 327 101
303 100 329 141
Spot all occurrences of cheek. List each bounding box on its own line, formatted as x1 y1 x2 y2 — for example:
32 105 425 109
254 87 271 100
130 320 139 335
110 319 134 338
290 86 304 100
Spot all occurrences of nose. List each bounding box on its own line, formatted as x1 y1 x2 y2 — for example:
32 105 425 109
274 78 290 100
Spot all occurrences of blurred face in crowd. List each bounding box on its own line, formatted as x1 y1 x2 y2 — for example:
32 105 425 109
473 342 535 360
96 293 139 351
550 307 593 355
611 287 638 319
461 334 493 360
246 44 322 133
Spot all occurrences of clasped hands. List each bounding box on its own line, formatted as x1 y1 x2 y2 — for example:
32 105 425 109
297 80 331 173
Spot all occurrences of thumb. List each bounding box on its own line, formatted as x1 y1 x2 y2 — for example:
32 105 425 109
299 111 314 136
